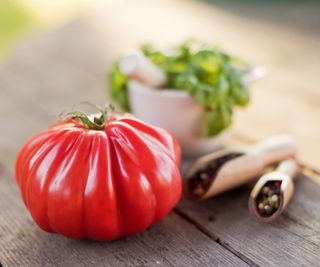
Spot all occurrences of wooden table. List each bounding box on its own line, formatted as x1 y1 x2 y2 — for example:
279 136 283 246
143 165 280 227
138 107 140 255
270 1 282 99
1 1 320 266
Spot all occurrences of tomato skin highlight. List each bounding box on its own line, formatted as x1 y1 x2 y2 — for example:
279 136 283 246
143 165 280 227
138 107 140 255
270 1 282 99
15 116 182 241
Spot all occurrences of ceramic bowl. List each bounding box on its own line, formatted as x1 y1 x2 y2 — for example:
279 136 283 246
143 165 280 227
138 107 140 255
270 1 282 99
128 67 265 157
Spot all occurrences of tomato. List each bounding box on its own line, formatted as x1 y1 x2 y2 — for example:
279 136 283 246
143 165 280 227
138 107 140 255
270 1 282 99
15 111 182 241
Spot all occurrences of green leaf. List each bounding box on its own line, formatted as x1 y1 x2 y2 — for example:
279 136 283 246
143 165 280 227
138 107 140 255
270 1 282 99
108 40 251 137
0 0 36 59
233 84 250 106
108 62 130 111
195 89 207 107
205 109 224 136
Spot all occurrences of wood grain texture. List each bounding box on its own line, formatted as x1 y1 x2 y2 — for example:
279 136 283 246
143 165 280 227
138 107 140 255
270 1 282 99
177 174 320 267
0 1 320 266
0 18 249 267
0 168 249 267
0 18 108 168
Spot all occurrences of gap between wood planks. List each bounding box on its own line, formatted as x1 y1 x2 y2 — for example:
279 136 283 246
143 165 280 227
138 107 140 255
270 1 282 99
0 163 248 267
173 208 259 267
2 86 318 267
173 130 320 267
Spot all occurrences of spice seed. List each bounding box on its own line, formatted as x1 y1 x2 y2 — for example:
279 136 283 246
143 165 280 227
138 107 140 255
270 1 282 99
200 173 209 180
262 186 270 195
264 205 273 215
256 181 282 217
193 186 205 196
268 190 274 197
263 199 269 205
270 194 279 203
258 203 265 213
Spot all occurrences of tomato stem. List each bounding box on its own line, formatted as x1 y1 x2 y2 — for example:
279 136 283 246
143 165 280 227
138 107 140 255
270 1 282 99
60 102 114 130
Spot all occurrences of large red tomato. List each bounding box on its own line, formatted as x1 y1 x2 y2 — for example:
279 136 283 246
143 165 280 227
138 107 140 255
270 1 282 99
15 110 181 241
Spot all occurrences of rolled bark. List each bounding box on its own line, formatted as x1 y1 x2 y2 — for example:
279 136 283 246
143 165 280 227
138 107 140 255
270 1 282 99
185 135 297 200
249 159 300 222
119 53 166 87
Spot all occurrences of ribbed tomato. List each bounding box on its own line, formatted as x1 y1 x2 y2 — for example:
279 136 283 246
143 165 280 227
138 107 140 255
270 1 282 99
15 110 181 241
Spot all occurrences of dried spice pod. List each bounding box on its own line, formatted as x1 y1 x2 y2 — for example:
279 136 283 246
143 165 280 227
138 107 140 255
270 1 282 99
120 53 166 87
185 135 297 200
249 159 300 222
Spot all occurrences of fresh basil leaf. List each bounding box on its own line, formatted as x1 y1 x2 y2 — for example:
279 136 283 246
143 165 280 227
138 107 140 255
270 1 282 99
109 40 251 137
205 109 224 136
194 88 208 107
109 63 130 111
233 84 250 106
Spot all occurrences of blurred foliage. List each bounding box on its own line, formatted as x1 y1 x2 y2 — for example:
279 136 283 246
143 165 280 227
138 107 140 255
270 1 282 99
109 40 250 137
0 0 35 58
0 0 95 61
109 62 131 111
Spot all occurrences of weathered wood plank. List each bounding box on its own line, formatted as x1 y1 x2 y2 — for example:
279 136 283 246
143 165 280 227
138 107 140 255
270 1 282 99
177 174 320 267
0 91 250 265
0 18 110 168
1 2 320 266
0 168 248 267
0 20 249 266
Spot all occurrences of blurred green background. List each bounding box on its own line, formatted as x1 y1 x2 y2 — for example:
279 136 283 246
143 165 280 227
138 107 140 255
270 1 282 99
0 0 94 60
2 0 319 61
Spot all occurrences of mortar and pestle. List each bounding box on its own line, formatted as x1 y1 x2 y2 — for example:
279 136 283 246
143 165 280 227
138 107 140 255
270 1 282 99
119 53 265 157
